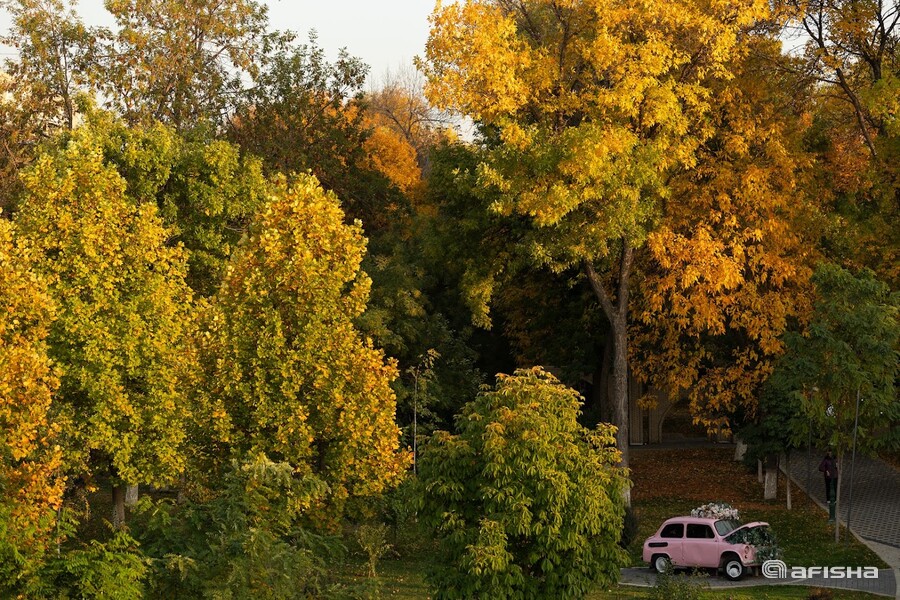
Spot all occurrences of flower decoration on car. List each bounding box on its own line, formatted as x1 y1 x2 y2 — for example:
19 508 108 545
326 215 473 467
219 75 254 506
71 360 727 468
690 502 739 521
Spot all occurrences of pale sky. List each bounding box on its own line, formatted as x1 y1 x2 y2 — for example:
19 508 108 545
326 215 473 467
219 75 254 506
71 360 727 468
0 0 437 84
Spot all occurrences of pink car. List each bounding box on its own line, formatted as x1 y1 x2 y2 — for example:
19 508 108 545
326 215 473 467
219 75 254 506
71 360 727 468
642 516 771 580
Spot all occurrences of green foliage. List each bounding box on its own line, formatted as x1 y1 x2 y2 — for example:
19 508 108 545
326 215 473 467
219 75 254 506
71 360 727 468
775 263 899 454
644 567 707 600
79 107 269 296
14 124 196 488
29 528 147 600
136 453 333 599
418 367 629 600
227 33 405 232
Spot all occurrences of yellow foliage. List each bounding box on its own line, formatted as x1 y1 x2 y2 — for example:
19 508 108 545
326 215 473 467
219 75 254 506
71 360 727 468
632 43 815 424
362 121 422 194
0 218 63 563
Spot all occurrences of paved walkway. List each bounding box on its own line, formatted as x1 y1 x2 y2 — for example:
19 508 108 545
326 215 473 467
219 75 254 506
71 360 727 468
784 451 900 550
784 450 900 597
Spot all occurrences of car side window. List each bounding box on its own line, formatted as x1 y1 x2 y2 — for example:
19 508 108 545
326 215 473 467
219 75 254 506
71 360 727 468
660 523 684 538
686 524 715 539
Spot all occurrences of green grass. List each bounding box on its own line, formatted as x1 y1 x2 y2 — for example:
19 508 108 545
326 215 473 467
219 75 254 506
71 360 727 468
336 554 885 600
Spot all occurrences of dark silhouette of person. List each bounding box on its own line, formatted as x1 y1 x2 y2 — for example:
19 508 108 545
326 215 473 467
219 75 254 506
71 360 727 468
818 450 838 502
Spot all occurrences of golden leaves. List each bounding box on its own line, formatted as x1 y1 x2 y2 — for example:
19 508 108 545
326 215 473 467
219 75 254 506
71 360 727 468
0 218 64 561
205 174 409 522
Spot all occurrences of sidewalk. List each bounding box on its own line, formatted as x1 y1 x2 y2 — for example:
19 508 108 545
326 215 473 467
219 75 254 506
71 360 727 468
784 451 900 597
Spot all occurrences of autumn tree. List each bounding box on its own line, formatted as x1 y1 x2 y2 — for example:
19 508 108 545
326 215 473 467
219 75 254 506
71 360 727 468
366 64 452 170
631 36 816 434
782 0 900 285
422 0 771 468
199 174 408 523
0 0 92 131
94 0 273 130
418 368 629 599
14 126 196 526
0 218 63 588
0 0 92 208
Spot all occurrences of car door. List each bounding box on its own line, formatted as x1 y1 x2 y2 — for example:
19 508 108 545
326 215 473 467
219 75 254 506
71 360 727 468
657 521 684 565
683 523 719 568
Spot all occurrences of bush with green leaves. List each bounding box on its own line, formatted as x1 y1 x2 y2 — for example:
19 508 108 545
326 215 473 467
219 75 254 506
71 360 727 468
418 367 630 600
20 527 147 600
135 453 339 599
645 567 707 600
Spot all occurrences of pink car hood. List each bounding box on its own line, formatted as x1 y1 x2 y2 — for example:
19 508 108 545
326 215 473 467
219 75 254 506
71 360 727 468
729 521 769 535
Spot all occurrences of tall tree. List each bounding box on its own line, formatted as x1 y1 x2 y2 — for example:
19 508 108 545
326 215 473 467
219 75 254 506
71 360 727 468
782 0 900 285
15 126 196 525
96 0 273 129
421 0 770 468
0 0 92 132
0 0 92 208
199 174 408 523
631 36 816 432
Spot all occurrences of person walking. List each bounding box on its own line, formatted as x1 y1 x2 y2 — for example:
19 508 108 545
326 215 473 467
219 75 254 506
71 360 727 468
819 450 838 502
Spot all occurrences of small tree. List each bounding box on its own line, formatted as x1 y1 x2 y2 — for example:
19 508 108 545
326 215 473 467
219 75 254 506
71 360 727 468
418 368 629 600
776 263 898 541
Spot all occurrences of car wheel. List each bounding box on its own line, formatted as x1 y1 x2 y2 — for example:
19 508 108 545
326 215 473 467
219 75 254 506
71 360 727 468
653 554 671 574
722 555 744 581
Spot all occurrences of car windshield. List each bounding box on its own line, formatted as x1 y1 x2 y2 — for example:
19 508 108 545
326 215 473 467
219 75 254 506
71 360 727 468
715 519 741 536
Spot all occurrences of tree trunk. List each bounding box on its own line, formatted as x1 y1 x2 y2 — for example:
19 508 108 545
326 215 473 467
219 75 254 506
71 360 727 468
834 453 843 543
112 484 126 527
610 316 630 467
764 454 778 500
734 436 747 461
758 459 764 483
584 244 632 472
784 453 792 510
584 242 633 506
125 484 139 507
594 336 612 423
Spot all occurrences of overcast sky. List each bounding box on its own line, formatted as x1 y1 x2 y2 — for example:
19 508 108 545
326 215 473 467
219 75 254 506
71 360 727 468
0 0 437 83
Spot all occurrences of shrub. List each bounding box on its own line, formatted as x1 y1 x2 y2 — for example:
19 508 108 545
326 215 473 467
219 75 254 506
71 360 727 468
418 368 630 600
135 454 339 599
645 567 707 600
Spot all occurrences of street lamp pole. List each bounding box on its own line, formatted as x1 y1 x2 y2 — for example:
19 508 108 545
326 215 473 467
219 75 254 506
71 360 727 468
845 387 861 544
